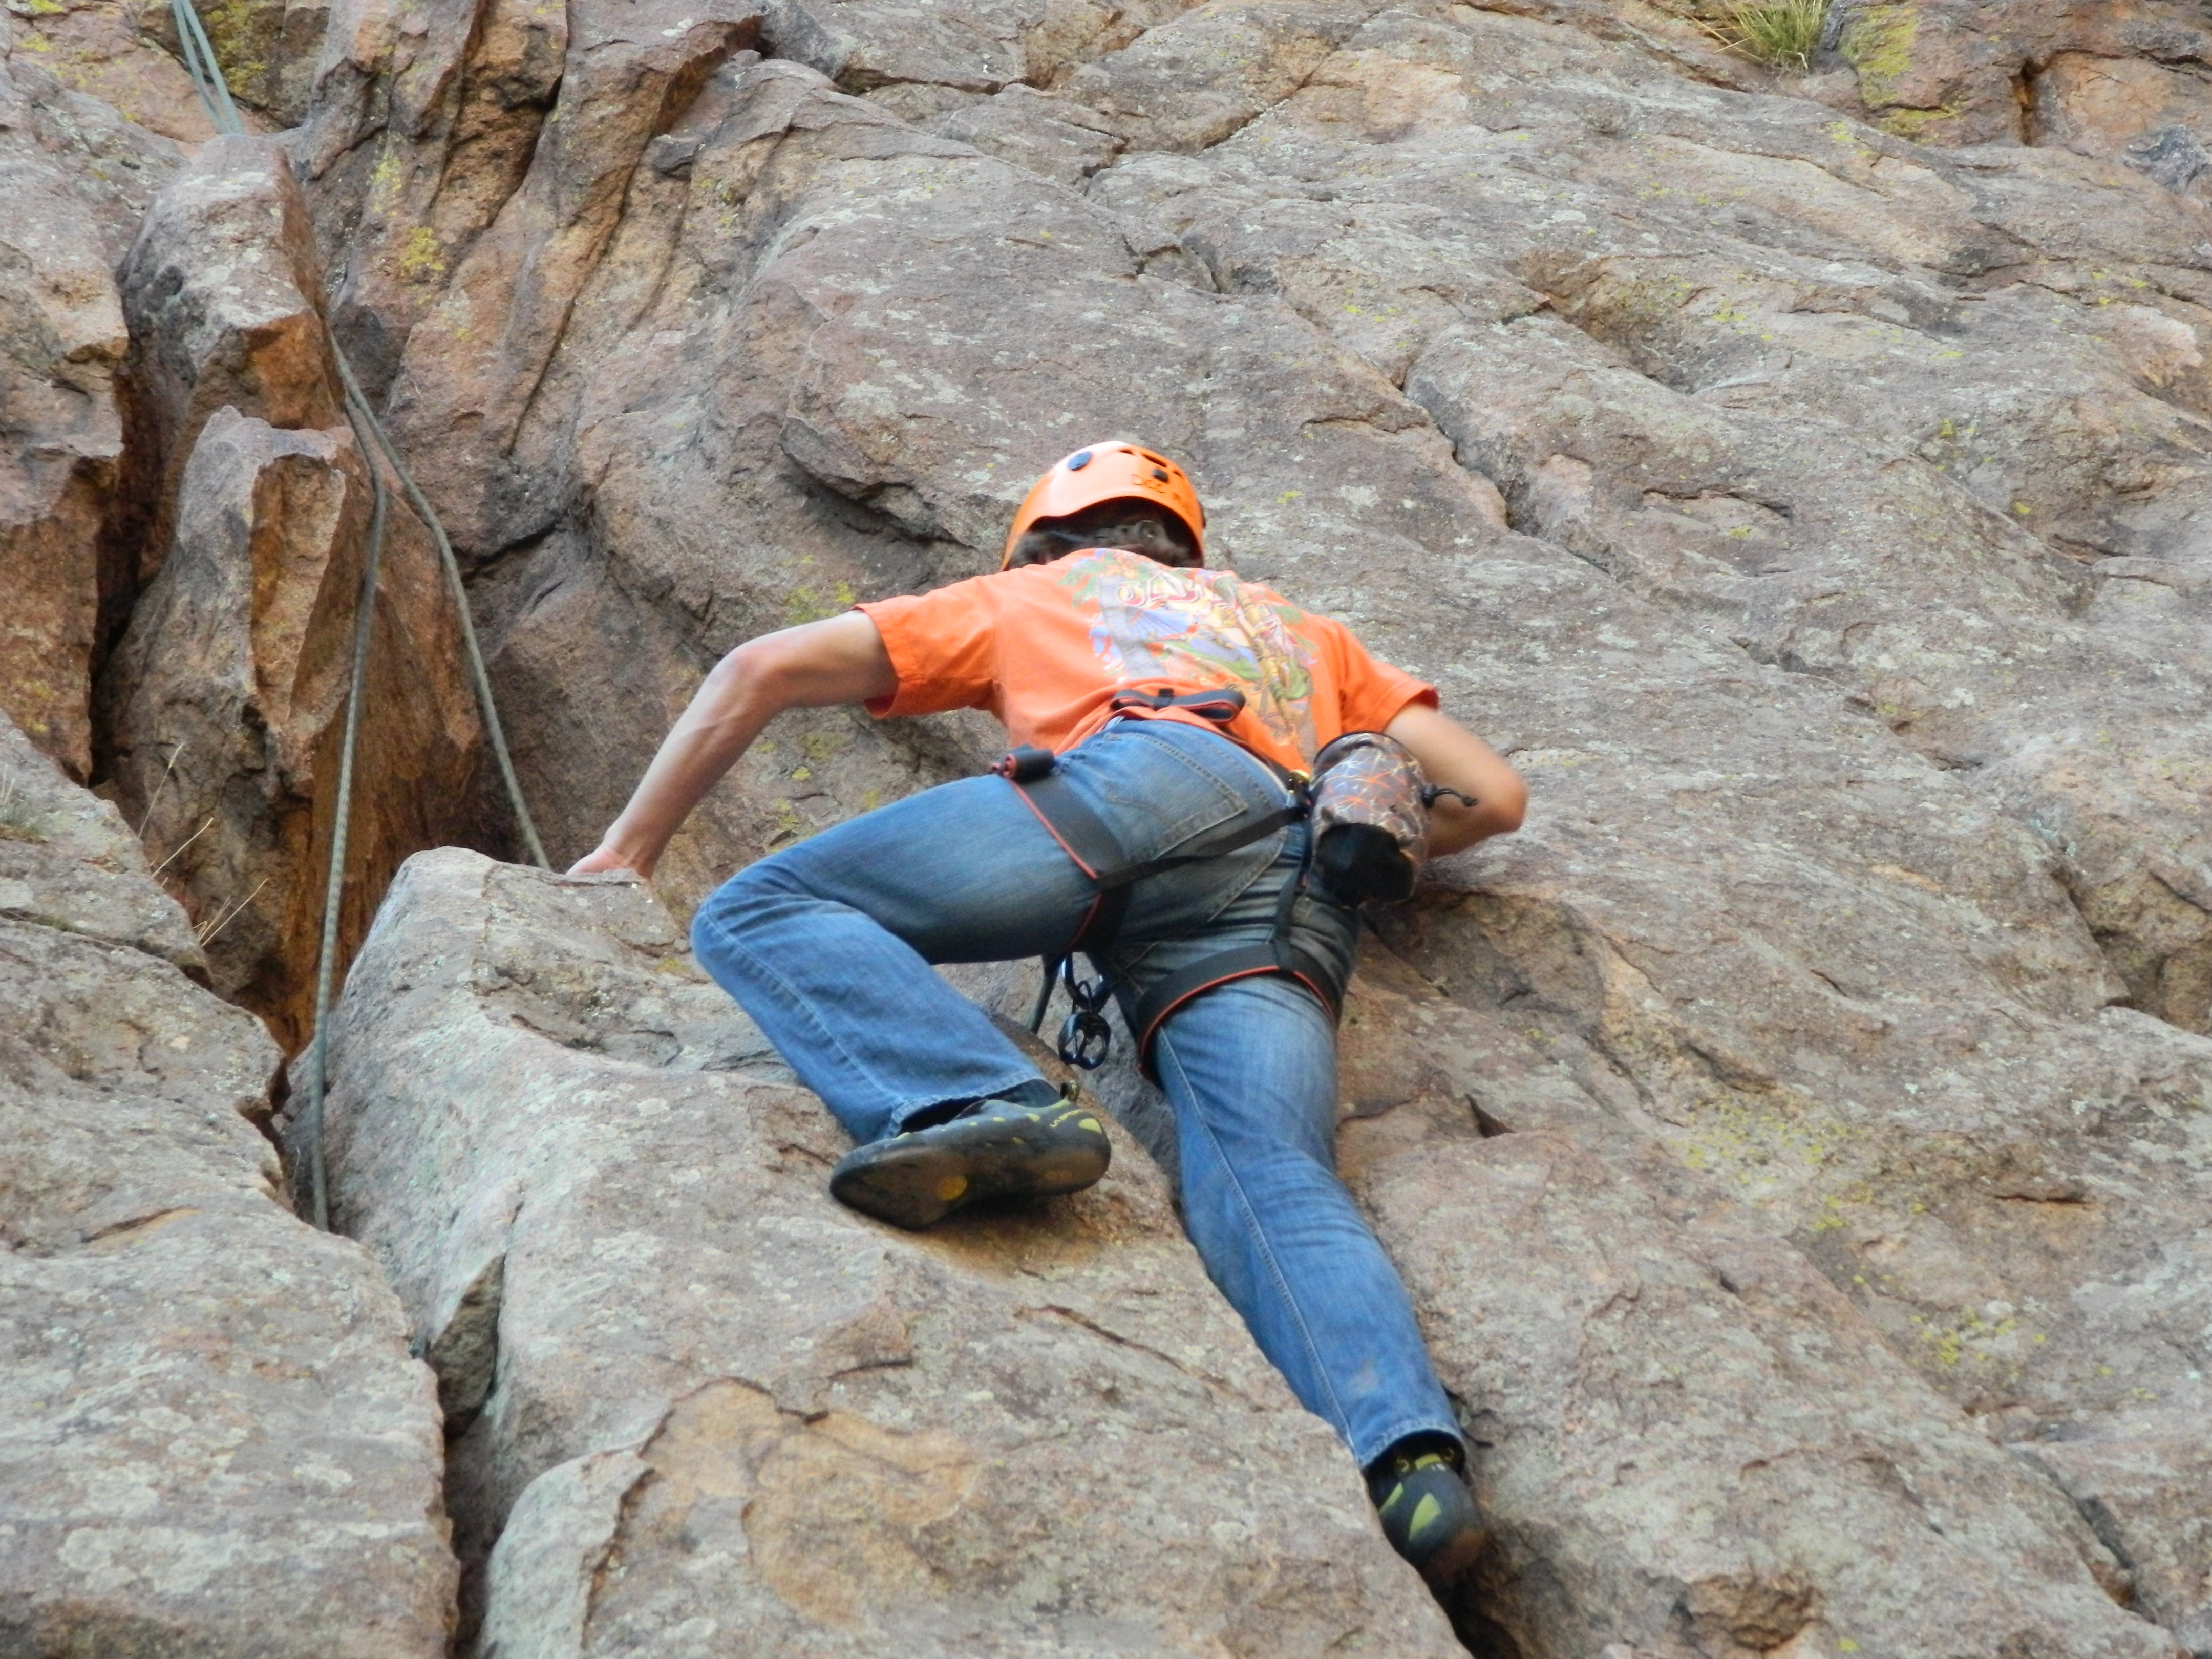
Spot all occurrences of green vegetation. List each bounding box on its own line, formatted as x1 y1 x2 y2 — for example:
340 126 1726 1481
1727 0 1827 71
1662 0 1829 73
0 774 50 842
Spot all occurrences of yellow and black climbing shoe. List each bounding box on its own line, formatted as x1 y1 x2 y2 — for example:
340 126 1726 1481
1367 1438 1484 1589
828 1088 1111 1230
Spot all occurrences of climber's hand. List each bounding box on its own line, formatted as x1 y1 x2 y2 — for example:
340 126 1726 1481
1385 703 1526 858
567 845 645 879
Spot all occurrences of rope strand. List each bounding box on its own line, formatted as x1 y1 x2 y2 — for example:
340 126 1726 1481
300 411 388 1229
332 349 550 869
168 0 242 135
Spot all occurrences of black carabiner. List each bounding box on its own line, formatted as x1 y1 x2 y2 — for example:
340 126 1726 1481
1058 1007 1113 1070
1056 959 1116 1069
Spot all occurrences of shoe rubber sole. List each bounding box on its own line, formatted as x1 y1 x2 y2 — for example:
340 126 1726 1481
829 1101 1111 1229
1375 1458 1486 1590
1410 1515 1485 1590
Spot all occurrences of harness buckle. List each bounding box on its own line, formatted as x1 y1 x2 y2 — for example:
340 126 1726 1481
1108 685 1248 724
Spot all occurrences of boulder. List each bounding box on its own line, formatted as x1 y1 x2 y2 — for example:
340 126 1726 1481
0 45 181 777
115 133 347 588
102 138 482 1048
315 847 1467 1657
0 708 200 968
0 707 455 1657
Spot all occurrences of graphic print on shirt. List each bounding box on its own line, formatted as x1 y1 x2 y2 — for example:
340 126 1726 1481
1053 550 1320 767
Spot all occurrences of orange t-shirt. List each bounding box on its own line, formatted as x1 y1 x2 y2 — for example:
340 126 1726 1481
856 548 1436 777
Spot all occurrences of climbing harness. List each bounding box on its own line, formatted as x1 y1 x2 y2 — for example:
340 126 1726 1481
1010 695 1479 1079
167 0 550 1228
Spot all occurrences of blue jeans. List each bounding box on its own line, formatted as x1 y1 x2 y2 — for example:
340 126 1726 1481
690 719 1461 1467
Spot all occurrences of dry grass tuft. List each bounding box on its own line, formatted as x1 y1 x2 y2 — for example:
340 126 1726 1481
1729 0 1827 71
1665 0 1828 73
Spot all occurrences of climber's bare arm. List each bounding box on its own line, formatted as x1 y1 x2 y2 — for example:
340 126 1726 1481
570 613 896 880
1385 702 1526 858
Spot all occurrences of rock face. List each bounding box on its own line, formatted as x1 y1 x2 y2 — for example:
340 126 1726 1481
1333 951 2185 1658
98 135 483 1047
3 0 2211 1652
0 34 181 778
276 0 2212 1654
318 847 1466 1657
0 710 455 1657
1817 1 2212 150
283 0 2212 1651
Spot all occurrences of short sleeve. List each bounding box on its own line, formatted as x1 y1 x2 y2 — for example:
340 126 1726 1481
855 577 1001 718
1324 617 1437 736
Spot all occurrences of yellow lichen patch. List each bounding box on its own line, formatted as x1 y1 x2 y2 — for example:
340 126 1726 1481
397 225 446 284
1877 103 1964 142
1809 1181 1877 1234
197 0 267 98
799 730 848 767
1908 1305 2027 1376
767 796 809 847
1662 1086 1850 1203
1840 4 1917 110
368 144 407 211
784 580 857 626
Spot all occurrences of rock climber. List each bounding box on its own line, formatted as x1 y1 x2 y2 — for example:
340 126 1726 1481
570 442 1527 1589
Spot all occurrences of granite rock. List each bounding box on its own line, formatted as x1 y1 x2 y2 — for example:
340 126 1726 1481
0 708 456 1657
276 4 2212 1645
316 847 1469 1658
101 138 482 1046
0 40 180 776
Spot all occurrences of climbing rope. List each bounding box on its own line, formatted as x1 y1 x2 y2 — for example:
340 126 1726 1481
168 0 240 136
299 408 388 1229
170 0 550 1228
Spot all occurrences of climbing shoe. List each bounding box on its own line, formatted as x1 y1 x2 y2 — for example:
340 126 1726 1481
828 1087 1111 1230
1367 1437 1484 1589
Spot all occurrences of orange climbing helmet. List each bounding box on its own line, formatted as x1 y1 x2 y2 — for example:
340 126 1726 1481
1001 442 1207 569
